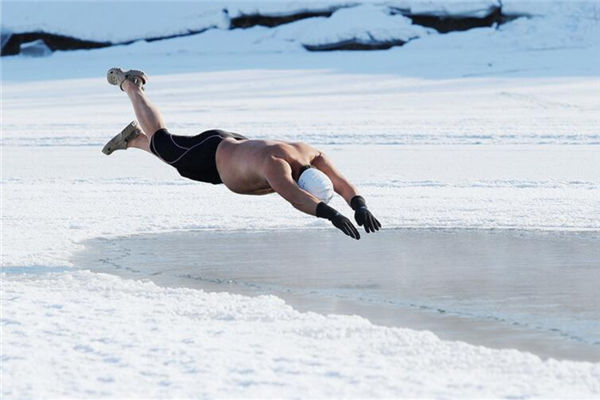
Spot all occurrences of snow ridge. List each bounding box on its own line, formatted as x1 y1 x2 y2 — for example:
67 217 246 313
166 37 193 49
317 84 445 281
1 0 527 56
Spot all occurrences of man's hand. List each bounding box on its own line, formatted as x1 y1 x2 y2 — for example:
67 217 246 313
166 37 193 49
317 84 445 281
330 213 361 240
316 202 360 240
351 196 382 233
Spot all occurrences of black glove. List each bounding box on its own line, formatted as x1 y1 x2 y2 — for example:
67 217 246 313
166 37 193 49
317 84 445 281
316 202 360 240
350 196 381 233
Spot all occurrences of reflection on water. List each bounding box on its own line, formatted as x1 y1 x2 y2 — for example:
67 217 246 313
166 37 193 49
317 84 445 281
73 228 600 362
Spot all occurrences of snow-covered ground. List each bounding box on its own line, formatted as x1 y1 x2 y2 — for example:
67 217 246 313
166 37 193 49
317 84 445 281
2 1 600 398
4 271 600 398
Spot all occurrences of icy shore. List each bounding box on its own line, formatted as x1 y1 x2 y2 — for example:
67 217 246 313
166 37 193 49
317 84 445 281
3 271 600 398
75 228 600 362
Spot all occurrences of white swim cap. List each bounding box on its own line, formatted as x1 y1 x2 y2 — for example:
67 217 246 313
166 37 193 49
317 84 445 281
298 167 334 203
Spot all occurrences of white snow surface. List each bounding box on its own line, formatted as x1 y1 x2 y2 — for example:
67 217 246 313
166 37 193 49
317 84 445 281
4 0 598 52
226 0 347 17
1 1 428 51
275 4 429 46
0 1 358 44
0 0 504 46
3 271 600 398
0 2 230 43
2 1 600 398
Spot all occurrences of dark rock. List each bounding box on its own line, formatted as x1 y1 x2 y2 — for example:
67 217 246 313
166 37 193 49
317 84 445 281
392 6 520 33
144 27 213 43
230 9 338 29
1 32 110 56
304 38 407 52
1 28 216 57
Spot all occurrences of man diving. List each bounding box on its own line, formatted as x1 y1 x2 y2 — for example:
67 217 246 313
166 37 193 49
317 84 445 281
103 68 381 240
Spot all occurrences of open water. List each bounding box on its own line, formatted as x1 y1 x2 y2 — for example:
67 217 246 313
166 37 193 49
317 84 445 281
74 228 600 362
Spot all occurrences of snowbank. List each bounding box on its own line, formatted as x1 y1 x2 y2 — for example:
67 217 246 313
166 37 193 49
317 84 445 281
3 0 597 49
1 2 228 43
1 0 526 56
275 4 429 50
5 1 599 58
3 271 599 398
227 1 349 18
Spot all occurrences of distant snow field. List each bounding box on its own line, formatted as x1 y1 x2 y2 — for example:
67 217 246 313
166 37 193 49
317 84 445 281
2 0 600 398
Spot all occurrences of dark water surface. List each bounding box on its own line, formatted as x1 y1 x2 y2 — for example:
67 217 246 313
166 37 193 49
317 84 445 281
73 229 600 362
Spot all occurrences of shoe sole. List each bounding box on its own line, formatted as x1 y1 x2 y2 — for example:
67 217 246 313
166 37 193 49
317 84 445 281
107 68 148 90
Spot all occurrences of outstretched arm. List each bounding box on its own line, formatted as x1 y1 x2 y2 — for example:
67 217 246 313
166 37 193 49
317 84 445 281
264 156 360 239
312 152 382 234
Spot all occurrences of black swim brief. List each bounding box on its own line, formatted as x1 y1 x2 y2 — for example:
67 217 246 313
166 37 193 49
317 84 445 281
150 128 248 184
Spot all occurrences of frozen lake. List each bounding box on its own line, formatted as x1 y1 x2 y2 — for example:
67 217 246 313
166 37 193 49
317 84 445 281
74 228 600 362
3 0 600 395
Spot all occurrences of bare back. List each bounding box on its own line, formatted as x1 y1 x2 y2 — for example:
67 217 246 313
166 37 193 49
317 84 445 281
215 138 320 194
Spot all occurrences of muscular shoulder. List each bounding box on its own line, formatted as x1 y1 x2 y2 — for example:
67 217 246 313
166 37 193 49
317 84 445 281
261 155 292 180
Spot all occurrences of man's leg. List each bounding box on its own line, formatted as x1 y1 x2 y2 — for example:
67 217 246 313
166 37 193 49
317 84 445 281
122 79 166 142
126 130 150 152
